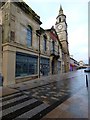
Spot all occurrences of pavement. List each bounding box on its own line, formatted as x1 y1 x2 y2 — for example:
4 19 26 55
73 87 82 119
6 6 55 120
42 87 88 119
0 69 89 119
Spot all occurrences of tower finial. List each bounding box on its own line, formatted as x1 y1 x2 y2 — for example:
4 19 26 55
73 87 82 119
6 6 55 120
60 5 63 11
59 4 63 15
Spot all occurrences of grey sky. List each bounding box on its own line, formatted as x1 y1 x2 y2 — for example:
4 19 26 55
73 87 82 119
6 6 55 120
24 0 88 63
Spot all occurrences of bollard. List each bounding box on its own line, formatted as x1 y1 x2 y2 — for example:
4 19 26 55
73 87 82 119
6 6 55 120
86 75 88 87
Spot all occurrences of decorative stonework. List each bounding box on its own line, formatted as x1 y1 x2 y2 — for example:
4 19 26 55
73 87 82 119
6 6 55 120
55 5 70 72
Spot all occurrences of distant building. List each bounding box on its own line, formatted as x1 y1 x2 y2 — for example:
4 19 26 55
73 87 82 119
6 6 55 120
70 57 79 71
79 60 85 68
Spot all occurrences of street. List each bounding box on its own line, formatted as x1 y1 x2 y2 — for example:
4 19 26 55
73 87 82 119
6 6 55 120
0 69 88 119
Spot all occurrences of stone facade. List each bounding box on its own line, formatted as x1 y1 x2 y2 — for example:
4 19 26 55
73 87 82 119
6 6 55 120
0 1 70 86
1 1 42 86
40 27 63 74
55 5 70 72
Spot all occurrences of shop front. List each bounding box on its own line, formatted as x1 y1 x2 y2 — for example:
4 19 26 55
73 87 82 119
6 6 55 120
16 52 38 77
40 57 50 76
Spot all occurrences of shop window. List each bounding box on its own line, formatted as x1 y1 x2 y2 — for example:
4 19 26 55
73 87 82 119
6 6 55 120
16 52 38 77
40 57 50 76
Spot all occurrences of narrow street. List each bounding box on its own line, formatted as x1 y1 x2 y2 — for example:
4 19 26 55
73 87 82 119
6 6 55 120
0 69 88 119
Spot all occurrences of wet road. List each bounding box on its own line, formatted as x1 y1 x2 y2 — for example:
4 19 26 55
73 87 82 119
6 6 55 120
1 69 89 119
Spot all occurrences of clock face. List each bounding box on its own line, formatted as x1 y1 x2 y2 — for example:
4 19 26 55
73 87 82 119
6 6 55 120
58 24 63 30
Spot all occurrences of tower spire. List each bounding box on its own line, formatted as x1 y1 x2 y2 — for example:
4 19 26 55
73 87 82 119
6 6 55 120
59 4 63 15
60 5 63 11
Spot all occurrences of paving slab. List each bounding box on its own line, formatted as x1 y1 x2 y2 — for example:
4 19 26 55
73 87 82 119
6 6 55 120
0 70 89 119
42 87 88 118
0 87 19 97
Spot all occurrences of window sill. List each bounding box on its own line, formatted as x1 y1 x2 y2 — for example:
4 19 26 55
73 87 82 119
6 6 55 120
15 74 38 80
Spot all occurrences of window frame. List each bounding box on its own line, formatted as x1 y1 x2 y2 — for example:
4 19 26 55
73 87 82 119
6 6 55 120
15 52 38 77
27 25 32 47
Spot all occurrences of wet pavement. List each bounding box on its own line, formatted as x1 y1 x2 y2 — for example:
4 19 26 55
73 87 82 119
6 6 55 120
0 69 89 119
22 74 85 105
42 87 88 119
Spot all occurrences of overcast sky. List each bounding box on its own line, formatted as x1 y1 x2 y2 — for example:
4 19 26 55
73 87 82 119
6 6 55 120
24 0 88 64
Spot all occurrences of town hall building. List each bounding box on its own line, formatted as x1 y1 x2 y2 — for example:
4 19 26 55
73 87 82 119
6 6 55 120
0 0 70 86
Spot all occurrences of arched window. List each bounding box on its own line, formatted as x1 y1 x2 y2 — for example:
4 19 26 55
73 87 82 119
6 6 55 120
27 26 32 47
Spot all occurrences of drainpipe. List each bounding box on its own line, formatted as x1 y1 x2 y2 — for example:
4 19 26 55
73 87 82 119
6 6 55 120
36 29 41 78
38 34 40 78
36 30 41 78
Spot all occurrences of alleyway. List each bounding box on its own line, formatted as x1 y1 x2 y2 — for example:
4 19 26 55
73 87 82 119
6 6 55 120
0 69 88 119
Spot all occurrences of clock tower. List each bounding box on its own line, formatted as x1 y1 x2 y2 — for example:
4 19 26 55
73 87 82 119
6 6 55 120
55 5 70 72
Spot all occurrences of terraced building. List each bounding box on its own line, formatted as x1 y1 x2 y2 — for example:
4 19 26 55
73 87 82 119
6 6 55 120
0 0 69 86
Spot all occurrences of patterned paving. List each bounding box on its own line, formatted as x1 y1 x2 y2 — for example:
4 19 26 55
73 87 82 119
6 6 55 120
1 74 85 119
27 83 70 104
1 91 71 119
1 92 49 119
23 75 84 105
